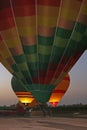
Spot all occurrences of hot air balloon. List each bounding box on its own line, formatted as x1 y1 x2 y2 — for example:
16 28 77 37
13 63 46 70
49 74 70 107
11 73 70 108
0 0 87 103
11 76 40 107
11 76 35 105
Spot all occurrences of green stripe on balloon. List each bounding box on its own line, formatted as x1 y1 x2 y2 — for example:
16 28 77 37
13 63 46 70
13 55 32 84
61 23 86 59
54 37 69 47
38 36 54 45
23 45 37 54
51 23 87 85
39 54 50 62
50 47 65 63
26 54 37 62
48 28 73 63
38 45 52 55
56 27 72 38
14 54 26 63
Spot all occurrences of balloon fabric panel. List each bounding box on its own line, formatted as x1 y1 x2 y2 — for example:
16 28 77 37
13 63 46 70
51 1 87 85
0 0 32 85
45 0 83 84
37 0 61 83
12 0 38 83
0 0 87 103
49 74 70 107
11 76 34 104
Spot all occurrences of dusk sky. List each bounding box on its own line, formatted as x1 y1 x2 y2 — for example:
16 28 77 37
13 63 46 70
0 50 87 106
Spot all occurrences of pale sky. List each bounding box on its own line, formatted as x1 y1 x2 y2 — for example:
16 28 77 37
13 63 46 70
0 50 87 106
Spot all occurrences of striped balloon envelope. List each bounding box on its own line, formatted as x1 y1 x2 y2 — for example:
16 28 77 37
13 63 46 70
11 74 70 108
0 0 87 103
49 74 70 107
11 76 34 105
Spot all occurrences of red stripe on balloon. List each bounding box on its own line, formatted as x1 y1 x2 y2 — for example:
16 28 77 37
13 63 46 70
16 93 31 96
38 70 46 83
64 50 85 73
45 62 61 83
47 62 58 70
77 0 83 2
13 5 36 17
12 0 35 6
0 7 15 30
0 19 15 30
45 70 55 84
39 77 45 84
63 76 70 81
52 64 65 79
32 78 39 84
0 0 11 9
53 90 66 93
37 0 61 6
39 70 47 77
0 9 13 19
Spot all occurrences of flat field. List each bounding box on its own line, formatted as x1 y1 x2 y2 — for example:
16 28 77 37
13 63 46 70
0 117 87 130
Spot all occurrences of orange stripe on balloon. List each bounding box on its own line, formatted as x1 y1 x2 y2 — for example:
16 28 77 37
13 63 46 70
10 46 23 56
38 27 55 36
21 36 37 46
58 18 75 29
16 92 31 95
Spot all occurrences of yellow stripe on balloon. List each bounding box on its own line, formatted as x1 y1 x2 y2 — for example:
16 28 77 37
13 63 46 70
1 28 21 48
0 54 13 74
3 37 21 48
60 0 81 21
18 26 36 37
0 42 11 59
38 16 58 27
15 16 36 27
60 8 80 21
77 1 87 26
38 6 59 17
81 3 87 15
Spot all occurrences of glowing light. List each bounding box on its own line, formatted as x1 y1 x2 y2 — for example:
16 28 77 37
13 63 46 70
19 97 34 104
50 102 58 107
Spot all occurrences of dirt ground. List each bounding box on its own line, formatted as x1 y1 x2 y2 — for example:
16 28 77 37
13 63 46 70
0 116 87 130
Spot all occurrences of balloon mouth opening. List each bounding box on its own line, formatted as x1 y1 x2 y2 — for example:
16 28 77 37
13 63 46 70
50 102 58 107
27 84 55 103
31 90 53 103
